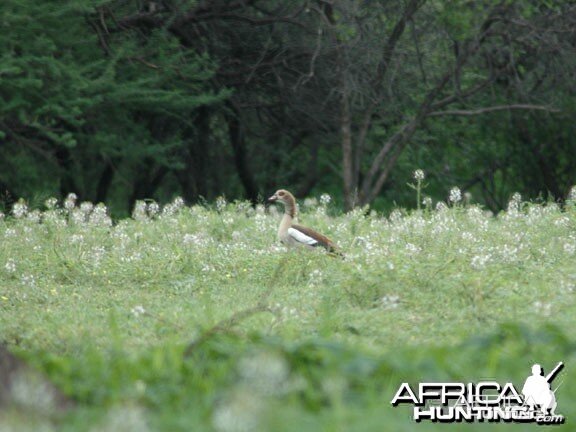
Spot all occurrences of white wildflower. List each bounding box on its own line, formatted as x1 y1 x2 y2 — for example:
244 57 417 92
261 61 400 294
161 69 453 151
499 245 518 263
308 269 323 286
72 208 87 225
272 303 299 320
543 203 560 215
44 197 58 209
380 295 400 309
120 252 143 263
267 205 279 217
303 197 318 208
183 233 203 245
80 201 94 215
147 201 160 217
26 209 41 223
216 196 227 212
12 200 28 218
4 259 16 273
471 254 491 270
64 193 77 210
507 192 522 213
413 169 425 181
20 274 36 288
422 196 432 208
405 243 421 255
90 245 106 267
89 203 112 226
563 243 575 255
435 201 448 212
131 305 146 317
533 301 552 316
172 196 185 209
42 210 66 227
389 209 403 223
568 186 576 202
319 193 332 206
255 204 266 215
132 201 148 221
449 187 462 203
202 264 215 272
70 234 84 244
162 197 185 217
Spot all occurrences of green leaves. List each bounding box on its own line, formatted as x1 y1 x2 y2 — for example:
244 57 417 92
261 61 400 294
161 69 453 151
0 0 227 205
12 323 576 430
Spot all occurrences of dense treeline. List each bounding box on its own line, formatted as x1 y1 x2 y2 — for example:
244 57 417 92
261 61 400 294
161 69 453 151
1 0 575 215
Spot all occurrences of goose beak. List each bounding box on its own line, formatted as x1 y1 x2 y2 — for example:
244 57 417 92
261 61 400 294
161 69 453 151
267 194 278 203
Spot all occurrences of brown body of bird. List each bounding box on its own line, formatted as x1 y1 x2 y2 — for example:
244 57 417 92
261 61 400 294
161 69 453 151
268 189 341 255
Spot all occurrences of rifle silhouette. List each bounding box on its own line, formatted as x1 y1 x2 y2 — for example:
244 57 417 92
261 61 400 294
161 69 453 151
546 362 564 383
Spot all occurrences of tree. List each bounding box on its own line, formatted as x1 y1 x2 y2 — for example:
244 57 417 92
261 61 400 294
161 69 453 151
109 0 574 209
311 0 571 209
0 0 226 212
1 0 575 213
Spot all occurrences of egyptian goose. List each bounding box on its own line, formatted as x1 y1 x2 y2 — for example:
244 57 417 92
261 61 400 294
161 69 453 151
268 189 340 255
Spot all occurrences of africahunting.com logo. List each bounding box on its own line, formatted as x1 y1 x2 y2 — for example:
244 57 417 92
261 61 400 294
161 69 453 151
391 362 565 425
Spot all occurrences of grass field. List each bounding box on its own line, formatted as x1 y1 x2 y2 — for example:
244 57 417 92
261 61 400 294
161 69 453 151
1 190 575 431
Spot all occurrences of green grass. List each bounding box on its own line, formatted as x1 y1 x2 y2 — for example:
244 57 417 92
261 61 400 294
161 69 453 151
1 193 575 431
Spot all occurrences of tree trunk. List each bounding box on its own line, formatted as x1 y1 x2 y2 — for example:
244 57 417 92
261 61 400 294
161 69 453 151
55 146 80 198
128 160 168 212
340 90 356 210
227 107 259 204
0 181 17 213
296 139 321 197
193 107 210 199
95 160 115 203
175 149 198 203
174 107 212 202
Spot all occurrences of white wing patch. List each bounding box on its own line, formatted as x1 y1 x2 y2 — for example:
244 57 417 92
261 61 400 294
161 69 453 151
287 227 318 246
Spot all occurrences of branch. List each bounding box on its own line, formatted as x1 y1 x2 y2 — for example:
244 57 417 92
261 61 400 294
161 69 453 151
360 66 456 203
183 257 290 357
294 27 324 88
429 104 560 116
372 0 426 88
129 57 160 70
359 6 503 205
183 304 274 357
207 12 313 31
431 75 495 110
349 0 425 199
86 16 111 56
114 1 315 34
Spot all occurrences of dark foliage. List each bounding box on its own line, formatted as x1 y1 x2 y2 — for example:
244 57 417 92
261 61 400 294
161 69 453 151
1 0 575 214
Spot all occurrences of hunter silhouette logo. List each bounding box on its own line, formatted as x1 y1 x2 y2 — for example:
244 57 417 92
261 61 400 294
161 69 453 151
391 362 565 424
522 362 563 416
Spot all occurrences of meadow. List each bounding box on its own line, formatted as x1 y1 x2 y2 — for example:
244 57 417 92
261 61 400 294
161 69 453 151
1 188 575 431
